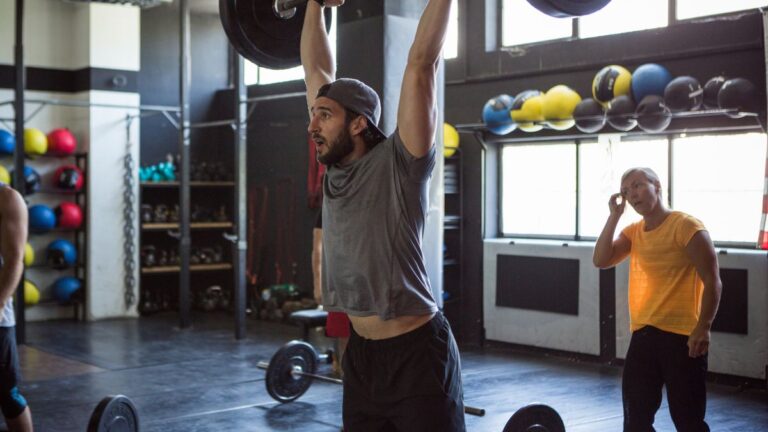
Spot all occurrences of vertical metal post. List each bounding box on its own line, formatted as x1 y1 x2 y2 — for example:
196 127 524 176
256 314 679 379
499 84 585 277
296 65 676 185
178 0 192 328
13 0 26 344
233 52 247 340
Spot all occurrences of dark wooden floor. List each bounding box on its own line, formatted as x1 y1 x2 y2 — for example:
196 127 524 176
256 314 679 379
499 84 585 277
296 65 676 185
4 313 766 431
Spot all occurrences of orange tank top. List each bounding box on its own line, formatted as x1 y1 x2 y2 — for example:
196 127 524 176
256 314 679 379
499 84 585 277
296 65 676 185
620 211 706 336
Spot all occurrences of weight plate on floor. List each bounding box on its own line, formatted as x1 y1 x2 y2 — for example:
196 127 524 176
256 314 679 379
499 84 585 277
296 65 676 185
265 340 318 403
503 404 565 432
219 0 332 69
87 395 140 432
526 0 612 18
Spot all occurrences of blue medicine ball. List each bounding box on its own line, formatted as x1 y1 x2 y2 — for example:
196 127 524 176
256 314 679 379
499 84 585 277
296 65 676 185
46 239 77 270
29 205 57 233
52 276 82 304
0 130 14 155
631 63 673 103
482 94 516 135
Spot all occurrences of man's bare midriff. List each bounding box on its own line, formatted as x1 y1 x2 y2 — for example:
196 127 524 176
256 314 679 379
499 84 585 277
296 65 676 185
350 313 435 340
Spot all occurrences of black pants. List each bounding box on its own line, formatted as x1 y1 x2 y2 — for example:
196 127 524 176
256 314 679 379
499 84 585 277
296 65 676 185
0 326 27 419
342 312 465 432
623 326 709 432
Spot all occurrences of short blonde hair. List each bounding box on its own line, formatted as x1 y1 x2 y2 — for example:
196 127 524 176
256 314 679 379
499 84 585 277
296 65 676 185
621 167 661 187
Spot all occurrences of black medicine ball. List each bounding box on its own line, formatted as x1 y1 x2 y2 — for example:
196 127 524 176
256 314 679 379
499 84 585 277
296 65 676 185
663 76 703 112
718 77 760 118
703 76 726 109
636 95 672 133
573 98 606 133
607 95 637 131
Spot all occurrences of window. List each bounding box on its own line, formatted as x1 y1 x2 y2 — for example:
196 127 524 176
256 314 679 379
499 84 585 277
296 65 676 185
244 9 338 86
671 133 767 244
501 143 576 236
444 0 459 60
501 0 572 47
677 0 767 21
579 137 669 238
579 0 668 39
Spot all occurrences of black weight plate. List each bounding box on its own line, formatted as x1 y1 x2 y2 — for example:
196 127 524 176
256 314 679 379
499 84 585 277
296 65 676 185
526 0 612 18
265 340 318 403
221 0 332 70
503 404 565 432
87 395 140 432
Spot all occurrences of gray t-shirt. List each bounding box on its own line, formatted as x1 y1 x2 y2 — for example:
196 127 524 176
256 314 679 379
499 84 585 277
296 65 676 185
321 129 438 320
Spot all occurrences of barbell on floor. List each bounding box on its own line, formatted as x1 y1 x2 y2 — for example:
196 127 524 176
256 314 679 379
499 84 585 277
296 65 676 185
257 340 490 416
87 395 140 432
220 0 614 70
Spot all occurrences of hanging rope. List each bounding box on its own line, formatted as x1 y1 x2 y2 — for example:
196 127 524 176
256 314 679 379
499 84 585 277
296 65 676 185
123 115 137 308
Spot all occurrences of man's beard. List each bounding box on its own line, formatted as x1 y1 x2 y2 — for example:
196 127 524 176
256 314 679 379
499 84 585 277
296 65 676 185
317 128 354 166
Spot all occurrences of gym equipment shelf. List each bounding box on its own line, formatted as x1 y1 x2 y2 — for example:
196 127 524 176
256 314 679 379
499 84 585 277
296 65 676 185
141 263 233 274
142 222 233 230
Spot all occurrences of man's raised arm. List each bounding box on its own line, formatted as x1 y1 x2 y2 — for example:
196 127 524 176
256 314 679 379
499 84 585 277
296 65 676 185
301 1 341 115
397 0 453 158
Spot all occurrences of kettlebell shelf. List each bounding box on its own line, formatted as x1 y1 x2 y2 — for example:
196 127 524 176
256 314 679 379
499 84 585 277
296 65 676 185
141 263 233 275
142 222 233 230
140 181 236 188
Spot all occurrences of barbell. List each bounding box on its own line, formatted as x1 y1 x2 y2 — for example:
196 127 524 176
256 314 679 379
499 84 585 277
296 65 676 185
257 341 567 431
220 0 613 70
87 395 140 432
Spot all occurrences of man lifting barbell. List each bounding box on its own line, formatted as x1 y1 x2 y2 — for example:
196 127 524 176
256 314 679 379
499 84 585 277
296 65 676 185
301 0 464 430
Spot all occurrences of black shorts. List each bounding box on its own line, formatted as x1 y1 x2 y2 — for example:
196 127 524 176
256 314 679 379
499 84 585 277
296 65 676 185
342 312 465 432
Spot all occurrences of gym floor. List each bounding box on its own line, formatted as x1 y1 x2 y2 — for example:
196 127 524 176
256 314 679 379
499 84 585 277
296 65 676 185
5 314 767 431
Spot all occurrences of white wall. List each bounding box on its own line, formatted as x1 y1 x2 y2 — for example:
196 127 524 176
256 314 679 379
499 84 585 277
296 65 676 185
484 239 602 355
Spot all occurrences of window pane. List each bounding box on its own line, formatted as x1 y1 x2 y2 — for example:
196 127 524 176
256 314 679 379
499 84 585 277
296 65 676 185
502 0 572 47
245 9 338 85
444 0 459 60
579 0 668 39
677 0 767 20
579 137 669 238
672 133 767 244
501 143 576 236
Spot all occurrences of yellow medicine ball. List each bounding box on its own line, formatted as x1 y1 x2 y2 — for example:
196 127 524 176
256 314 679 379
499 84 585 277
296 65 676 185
24 128 48 156
592 65 632 107
24 243 35 267
0 166 9 185
542 85 582 131
443 123 460 158
511 93 546 133
24 279 40 306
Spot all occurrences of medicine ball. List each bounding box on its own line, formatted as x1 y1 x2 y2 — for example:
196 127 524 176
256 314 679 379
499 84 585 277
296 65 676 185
0 130 14 155
23 128 47 157
0 166 9 185
606 95 637 131
47 128 77 156
718 78 760 118
24 280 40 306
46 239 77 270
592 65 632 106
29 205 57 233
24 243 35 267
703 76 727 109
443 123 460 158
663 76 703 112
573 98 606 133
52 276 82 304
11 166 41 194
53 165 84 191
56 202 83 229
636 95 672 133
482 94 516 135
542 85 582 130
511 90 545 132
631 63 673 103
